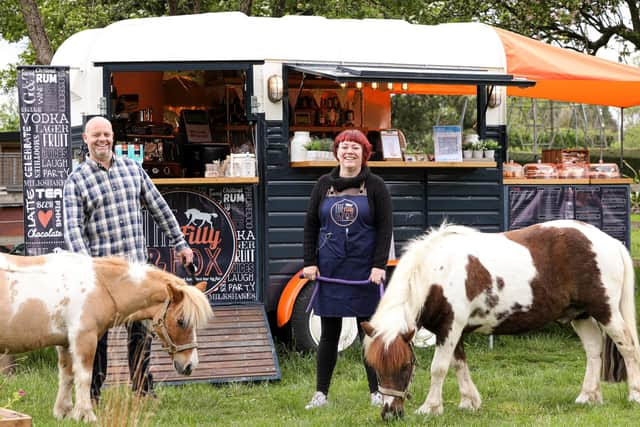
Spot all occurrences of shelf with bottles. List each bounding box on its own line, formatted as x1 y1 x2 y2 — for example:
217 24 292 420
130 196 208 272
291 89 360 129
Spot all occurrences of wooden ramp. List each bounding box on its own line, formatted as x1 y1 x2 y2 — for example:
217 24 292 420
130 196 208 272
105 304 280 386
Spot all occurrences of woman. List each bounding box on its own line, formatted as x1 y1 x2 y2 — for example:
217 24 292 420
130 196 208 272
303 129 393 409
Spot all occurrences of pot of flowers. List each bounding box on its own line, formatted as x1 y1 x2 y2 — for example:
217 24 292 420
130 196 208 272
462 142 475 160
472 141 484 159
482 140 500 160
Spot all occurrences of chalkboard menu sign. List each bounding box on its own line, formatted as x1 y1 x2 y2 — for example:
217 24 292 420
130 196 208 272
17 66 71 255
145 185 258 305
507 185 630 248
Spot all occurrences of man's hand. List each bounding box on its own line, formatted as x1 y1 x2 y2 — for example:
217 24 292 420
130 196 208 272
178 247 194 267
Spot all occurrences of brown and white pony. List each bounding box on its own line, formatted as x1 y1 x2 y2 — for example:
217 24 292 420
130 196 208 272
363 220 640 420
0 251 213 422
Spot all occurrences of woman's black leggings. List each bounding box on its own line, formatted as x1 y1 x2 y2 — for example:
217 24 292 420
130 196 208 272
316 316 378 395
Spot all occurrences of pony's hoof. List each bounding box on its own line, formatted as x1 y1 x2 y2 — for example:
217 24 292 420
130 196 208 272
458 396 481 410
71 407 97 423
416 403 443 416
53 404 72 419
575 391 602 405
627 389 640 403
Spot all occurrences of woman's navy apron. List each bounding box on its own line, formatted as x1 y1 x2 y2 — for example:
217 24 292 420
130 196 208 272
313 183 379 317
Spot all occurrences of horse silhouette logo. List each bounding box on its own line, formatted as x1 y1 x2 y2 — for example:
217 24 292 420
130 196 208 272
185 208 218 227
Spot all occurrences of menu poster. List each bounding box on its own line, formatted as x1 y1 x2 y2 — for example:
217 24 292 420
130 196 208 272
508 185 629 248
508 187 539 229
433 125 462 162
509 186 573 229
145 186 257 304
380 129 403 160
575 187 601 227
601 187 629 246
17 66 71 255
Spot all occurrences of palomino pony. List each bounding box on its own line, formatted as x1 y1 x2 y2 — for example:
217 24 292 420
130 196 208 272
363 220 640 419
0 251 213 422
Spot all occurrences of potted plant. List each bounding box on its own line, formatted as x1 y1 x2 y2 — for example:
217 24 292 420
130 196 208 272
482 140 500 160
304 138 334 161
472 141 484 159
462 141 475 160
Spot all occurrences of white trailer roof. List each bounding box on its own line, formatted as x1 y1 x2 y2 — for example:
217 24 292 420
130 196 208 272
53 12 507 72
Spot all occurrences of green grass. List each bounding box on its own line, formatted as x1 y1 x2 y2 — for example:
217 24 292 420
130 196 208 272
631 214 640 260
3 238 640 426
2 318 640 426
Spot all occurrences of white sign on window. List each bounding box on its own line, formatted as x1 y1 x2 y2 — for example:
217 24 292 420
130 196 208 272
380 129 403 160
433 125 462 162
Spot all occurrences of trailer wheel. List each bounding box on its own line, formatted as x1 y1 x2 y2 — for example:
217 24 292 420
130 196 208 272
290 283 358 353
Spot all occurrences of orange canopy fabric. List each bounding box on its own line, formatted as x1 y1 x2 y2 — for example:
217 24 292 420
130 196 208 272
494 27 640 108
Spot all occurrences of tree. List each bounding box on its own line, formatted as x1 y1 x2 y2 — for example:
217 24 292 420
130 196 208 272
18 0 52 64
0 95 19 131
438 0 640 59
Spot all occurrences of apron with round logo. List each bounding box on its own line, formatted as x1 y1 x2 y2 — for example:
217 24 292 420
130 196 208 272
312 183 379 317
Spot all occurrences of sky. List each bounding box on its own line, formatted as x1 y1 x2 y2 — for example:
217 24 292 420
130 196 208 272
0 37 26 105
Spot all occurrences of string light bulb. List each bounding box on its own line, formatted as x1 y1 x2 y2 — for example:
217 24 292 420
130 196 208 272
356 81 363 89
371 82 378 89
339 82 347 88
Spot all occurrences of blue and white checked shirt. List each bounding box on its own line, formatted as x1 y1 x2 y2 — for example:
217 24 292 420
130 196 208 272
63 156 188 262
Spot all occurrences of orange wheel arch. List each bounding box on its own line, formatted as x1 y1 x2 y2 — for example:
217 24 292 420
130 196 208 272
276 261 398 328
276 269 309 328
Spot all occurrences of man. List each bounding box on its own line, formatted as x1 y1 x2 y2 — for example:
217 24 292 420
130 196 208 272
63 116 193 401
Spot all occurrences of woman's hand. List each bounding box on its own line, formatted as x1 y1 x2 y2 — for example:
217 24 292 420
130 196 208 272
369 267 386 285
303 265 319 281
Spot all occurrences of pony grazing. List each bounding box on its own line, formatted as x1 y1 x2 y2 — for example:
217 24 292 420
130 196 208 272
0 251 213 422
362 220 640 420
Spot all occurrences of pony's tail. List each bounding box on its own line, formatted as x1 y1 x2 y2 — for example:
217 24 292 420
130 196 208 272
602 241 638 382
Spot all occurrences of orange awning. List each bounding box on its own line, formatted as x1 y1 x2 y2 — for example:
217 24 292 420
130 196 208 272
494 27 640 108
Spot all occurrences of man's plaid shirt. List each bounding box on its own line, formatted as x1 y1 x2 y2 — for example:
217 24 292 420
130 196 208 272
63 156 188 262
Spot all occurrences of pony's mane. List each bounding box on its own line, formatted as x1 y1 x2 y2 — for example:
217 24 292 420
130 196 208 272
176 281 213 329
370 222 479 346
147 266 212 329
365 334 413 375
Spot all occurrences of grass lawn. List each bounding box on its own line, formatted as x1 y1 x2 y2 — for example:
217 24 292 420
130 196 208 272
631 214 640 260
3 224 640 426
2 318 640 426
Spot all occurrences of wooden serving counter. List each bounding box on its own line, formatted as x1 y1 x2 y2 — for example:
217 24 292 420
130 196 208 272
291 160 497 168
504 177 632 185
152 177 259 185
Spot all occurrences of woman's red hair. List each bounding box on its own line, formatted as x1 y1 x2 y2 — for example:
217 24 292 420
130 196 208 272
333 129 372 166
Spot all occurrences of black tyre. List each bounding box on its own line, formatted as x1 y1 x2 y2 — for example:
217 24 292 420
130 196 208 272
289 283 358 353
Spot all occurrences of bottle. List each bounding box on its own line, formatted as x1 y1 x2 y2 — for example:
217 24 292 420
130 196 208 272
344 102 354 126
318 99 326 126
